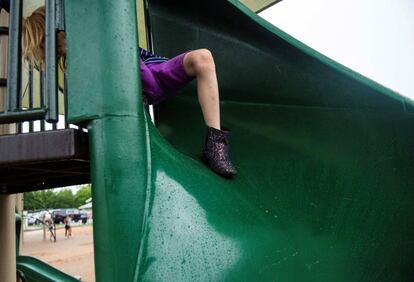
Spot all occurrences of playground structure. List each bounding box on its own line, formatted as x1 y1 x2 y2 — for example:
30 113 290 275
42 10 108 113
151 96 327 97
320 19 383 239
1 0 414 281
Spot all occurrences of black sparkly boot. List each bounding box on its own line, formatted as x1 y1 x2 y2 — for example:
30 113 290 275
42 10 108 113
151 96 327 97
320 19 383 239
203 126 237 177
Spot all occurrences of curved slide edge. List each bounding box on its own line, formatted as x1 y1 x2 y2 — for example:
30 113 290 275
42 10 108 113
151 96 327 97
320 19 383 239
149 0 413 112
16 256 79 282
228 0 411 105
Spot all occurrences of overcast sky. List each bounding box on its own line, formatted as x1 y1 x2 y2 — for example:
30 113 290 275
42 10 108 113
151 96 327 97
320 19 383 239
260 0 414 101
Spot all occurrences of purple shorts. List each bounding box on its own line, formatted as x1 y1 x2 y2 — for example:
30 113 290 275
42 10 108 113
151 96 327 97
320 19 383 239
140 53 194 105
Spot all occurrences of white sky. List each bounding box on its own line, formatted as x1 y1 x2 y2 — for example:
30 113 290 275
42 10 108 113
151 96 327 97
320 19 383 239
260 0 414 100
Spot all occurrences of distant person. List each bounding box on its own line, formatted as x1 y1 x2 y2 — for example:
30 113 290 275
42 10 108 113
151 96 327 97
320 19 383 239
87 210 93 224
43 211 56 242
21 5 237 177
64 215 72 239
43 211 52 222
45 218 56 242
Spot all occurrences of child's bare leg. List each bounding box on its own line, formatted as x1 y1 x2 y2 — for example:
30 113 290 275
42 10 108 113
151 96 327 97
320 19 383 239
183 49 220 129
182 49 237 176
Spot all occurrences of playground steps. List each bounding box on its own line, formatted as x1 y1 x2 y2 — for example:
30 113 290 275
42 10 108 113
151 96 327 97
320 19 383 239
0 129 90 194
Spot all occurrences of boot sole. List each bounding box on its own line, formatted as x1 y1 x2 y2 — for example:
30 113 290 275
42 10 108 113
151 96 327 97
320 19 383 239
201 154 237 178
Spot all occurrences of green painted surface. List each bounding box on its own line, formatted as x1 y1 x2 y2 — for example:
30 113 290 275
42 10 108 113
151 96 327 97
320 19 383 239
64 0 413 281
65 0 147 281
16 256 78 282
141 0 413 280
142 102 414 281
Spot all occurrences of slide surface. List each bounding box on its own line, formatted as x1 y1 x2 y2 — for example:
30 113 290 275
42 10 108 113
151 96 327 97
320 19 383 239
133 0 414 281
16 256 79 282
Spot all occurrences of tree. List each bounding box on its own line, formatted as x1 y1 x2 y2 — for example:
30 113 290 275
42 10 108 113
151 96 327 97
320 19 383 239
55 189 75 208
24 185 92 211
74 185 91 207
24 190 56 210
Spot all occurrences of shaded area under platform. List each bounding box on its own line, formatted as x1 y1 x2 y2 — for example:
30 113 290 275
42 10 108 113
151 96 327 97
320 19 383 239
0 129 90 194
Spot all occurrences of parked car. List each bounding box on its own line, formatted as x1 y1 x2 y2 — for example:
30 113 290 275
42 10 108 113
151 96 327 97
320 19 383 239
51 209 65 224
27 213 37 226
80 211 88 224
27 211 49 225
52 209 83 224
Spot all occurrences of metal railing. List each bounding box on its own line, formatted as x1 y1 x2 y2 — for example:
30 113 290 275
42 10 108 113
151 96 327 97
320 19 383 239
0 0 63 126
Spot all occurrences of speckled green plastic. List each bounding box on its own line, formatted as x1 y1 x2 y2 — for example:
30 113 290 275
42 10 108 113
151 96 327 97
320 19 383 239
143 0 413 281
16 256 79 282
65 0 148 281
64 0 413 281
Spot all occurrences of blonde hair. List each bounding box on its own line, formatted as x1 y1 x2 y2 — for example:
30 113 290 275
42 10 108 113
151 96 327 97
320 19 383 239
22 6 66 69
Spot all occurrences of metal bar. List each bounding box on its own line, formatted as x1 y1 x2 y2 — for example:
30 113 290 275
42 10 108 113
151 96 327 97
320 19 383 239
0 109 46 124
28 64 34 132
64 73 68 128
40 70 45 131
56 0 65 31
6 0 22 112
45 0 58 123
58 0 66 130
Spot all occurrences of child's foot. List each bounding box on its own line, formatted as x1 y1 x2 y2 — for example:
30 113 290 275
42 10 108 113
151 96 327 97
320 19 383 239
203 127 237 177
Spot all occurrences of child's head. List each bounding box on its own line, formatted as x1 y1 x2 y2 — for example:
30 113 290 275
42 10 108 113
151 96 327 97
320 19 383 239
22 6 66 68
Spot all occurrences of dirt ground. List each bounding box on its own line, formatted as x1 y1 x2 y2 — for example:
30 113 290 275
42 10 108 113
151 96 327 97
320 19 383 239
21 224 95 282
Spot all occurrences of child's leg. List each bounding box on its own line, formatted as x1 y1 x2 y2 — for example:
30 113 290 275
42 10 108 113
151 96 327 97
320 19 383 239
145 48 236 176
183 49 237 176
183 49 221 130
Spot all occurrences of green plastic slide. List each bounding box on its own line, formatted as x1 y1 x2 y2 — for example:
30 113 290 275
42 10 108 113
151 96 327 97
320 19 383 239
63 0 413 281
16 256 78 282
139 0 414 281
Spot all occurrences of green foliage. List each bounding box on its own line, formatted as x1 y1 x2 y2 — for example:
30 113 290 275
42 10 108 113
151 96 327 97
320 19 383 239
24 184 92 211
75 185 92 206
